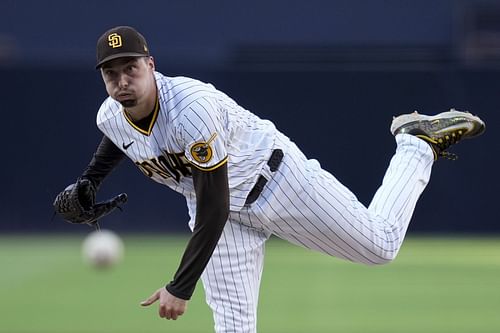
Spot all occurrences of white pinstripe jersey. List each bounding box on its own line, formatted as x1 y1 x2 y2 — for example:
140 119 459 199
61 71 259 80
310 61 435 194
96 72 277 212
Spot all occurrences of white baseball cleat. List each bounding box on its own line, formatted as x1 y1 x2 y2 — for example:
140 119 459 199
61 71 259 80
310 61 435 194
391 109 486 160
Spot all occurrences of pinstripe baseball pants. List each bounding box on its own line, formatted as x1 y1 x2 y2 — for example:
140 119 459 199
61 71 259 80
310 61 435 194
201 133 434 333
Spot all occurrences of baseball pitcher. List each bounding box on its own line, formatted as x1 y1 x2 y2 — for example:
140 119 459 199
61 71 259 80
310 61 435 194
53 26 485 333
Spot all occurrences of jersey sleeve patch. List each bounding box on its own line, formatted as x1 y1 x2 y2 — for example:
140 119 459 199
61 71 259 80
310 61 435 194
190 133 217 164
178 99 227 170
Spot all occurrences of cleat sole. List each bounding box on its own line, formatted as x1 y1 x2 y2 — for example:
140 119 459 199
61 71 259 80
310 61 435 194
390 109 485 137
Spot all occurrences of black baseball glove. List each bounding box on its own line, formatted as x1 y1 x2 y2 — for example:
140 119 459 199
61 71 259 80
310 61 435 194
53 178 127 228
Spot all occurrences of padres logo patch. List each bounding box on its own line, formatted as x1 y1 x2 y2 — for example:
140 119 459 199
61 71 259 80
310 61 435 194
190 133 217 164
108 33 122 48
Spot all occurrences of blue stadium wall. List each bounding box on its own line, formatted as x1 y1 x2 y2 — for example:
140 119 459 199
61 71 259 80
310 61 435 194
0 0 498 233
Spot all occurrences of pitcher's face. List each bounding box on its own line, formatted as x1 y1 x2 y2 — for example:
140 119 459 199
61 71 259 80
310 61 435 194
101 56 155 108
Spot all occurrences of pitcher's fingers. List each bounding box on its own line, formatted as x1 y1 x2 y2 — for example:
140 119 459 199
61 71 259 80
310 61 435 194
159 303 168 318
140 290 160 306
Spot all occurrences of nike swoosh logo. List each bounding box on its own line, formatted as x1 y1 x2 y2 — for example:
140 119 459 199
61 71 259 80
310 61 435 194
122 141 135 150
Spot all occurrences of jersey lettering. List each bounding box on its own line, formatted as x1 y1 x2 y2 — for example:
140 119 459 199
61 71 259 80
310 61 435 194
135 151 192 182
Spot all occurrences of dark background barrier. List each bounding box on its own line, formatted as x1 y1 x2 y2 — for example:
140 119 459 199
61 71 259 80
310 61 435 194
0 0 498 233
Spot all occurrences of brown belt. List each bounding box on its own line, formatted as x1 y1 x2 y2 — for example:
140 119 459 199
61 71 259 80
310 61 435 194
245 149 284 205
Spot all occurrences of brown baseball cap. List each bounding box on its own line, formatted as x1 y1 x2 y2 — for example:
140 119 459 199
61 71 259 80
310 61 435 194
95 26 150 69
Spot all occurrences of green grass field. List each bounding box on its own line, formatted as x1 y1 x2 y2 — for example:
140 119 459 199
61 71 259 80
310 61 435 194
1 235 499 333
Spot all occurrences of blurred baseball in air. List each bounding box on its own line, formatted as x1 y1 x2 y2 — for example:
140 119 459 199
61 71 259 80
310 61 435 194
82 229 124 269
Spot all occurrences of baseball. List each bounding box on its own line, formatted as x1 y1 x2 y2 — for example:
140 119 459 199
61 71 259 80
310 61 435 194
81 229 124 269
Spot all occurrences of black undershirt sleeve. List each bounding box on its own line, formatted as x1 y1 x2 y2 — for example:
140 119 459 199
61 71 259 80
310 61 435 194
81 134 228 300
81 135 126 188
165 162 230 300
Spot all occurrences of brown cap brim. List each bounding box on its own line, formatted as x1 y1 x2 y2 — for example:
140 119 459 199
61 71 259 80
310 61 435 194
95 53 148 69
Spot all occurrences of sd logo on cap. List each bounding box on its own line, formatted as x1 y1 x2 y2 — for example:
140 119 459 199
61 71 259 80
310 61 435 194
95 26 150 69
